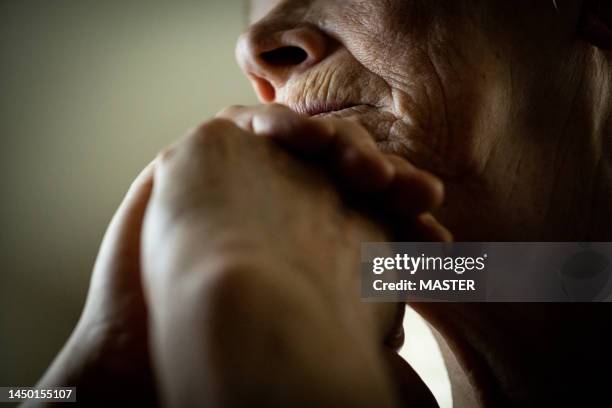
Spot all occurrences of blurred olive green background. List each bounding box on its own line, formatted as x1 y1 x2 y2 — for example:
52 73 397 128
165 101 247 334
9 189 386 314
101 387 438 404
0 0 256 387
0 1 451 406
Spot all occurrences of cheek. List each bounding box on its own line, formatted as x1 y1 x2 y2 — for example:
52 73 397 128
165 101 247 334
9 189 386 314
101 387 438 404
422 45 502 178
364 26 501 177
343 39 485 176
314 0 505 178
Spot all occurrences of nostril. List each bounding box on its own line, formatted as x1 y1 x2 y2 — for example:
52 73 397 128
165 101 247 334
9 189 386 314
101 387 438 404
260 46 308 67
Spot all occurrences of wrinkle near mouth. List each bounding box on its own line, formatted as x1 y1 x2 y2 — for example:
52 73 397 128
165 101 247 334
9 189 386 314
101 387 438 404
311 103 377 118
290 101 358 116
290 101 376 117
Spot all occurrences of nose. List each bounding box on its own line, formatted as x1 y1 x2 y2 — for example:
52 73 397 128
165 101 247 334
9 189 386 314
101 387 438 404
236 24 329 102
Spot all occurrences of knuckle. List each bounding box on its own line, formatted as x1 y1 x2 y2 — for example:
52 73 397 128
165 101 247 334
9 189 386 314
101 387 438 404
344 120 369 138
265 102 290 112
184 118 243 148
157 118 242 171
156 146 176 166
192 118 238 139
253 104 304 134
262 103 294 118
215 104 245 118
335 117 367 132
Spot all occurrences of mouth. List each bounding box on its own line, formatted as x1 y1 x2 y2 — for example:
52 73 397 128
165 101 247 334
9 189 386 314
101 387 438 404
291 101 374 117
286 98 435 173
287 100 395 145
312 104 376 118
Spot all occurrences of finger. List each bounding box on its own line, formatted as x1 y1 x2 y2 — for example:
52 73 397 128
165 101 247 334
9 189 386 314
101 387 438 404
250 105 337 153
219 104 396 191
386 155 444 217
382 348 440 408
216 104 336 152
215 105 256 131
403 213 453 242
219 105 395 191
216 104 308 137
323 118 395 192
384 304 406 352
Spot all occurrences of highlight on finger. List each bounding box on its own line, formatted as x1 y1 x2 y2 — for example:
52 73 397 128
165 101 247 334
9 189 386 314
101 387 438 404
215 105 255 131
326 118 395 192
252 107 336 154
406 213 453 242
385 155 444 216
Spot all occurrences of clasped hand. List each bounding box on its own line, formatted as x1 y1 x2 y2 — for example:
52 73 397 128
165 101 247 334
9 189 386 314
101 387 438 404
32 104 449 407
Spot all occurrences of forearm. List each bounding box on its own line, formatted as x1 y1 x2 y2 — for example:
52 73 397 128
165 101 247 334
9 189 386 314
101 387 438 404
147 254 397 407
25 322 156 407
23 334 86 408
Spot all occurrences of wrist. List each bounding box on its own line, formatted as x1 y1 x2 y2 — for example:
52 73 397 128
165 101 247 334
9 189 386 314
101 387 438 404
148 255 396 407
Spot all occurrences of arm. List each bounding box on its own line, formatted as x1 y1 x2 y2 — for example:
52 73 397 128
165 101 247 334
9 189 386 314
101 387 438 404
150 254 396 407
29 106 445 407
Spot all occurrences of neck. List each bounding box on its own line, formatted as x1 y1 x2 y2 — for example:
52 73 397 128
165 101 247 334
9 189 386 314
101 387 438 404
417 303 612 408
419 49 612 408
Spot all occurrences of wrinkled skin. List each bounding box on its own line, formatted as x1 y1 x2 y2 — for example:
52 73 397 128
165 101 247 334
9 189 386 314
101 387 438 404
32 0 612 407
31 109 447 407
238 0 612 406
240 0 612 241
142 118 435 407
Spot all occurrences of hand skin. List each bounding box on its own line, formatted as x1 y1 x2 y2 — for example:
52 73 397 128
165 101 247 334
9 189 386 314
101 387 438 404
30 109 447 406
141 117 444 407
26 164 157 406
236 2 612 407
216 103 451 242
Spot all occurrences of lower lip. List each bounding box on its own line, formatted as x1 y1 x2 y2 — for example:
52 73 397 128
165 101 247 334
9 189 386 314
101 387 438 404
309 105 439 177
311 104 388 145
312 104 373 118
304 103 397 149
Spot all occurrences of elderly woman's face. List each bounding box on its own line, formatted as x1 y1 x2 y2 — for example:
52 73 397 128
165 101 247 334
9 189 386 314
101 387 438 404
237 0 585 239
